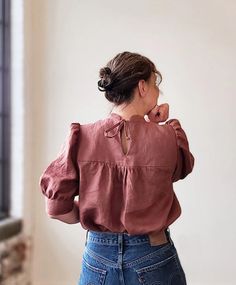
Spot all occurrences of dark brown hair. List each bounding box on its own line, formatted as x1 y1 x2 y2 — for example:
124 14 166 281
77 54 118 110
98 51 162 105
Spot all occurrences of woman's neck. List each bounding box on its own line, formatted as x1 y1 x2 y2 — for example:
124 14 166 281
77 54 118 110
111 104 146 121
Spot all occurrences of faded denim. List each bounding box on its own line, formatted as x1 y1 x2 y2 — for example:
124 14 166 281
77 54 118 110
78 227 187 285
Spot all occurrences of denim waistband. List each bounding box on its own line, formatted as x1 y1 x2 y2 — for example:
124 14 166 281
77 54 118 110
85 227 173 246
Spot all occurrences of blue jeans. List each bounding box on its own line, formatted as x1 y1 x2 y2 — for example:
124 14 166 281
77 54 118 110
78 228 187 285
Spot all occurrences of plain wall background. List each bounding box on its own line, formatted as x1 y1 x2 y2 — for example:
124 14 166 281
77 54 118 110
23 0 236 284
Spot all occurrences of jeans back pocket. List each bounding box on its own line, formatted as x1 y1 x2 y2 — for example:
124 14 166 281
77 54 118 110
78 257 107 285
135 253 186 285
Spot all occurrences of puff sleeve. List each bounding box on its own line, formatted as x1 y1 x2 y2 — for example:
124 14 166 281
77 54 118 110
165 119 195 182
39 123 80 216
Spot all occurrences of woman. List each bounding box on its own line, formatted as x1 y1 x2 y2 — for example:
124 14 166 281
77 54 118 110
39 51 195 285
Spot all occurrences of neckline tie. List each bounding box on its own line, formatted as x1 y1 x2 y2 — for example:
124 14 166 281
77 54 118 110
104 119 130 139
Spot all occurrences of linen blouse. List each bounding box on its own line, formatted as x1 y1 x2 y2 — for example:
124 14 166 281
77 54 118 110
39 112 195 236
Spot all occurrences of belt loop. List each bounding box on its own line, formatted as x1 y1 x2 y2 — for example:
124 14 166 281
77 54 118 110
85 229 89 246
118 233 123 254
166 227 174 245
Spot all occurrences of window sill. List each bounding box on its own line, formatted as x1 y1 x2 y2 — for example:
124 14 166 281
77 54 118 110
0 217 23 242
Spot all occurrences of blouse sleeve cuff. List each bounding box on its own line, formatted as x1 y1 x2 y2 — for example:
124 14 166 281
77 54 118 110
45 198 74 216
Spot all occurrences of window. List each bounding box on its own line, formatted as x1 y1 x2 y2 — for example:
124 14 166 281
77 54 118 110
0 0 11 220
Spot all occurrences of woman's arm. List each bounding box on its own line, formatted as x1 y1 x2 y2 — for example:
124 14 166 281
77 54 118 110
48 201 80 224
39 123 81 223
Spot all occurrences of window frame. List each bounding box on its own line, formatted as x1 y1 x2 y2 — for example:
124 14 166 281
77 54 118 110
0 0 11 220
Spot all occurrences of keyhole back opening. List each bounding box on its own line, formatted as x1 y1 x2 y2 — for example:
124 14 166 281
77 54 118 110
120 125 131 155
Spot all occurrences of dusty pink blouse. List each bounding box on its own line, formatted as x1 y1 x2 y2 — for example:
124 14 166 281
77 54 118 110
39 112 195 235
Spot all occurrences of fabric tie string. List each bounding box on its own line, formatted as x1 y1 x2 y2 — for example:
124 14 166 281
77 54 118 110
104 119 130 139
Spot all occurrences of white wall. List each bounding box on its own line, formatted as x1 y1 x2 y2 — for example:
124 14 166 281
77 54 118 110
25 1 236 284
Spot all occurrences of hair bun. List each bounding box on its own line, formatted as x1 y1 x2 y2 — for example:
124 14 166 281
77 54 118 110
98 66 113 92
104 67 111 75
99 66 112 78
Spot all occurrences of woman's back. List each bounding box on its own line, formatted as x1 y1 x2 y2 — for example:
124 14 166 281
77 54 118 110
39 110 194 237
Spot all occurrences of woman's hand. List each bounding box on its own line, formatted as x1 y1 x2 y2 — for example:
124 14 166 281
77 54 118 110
146 103 169 123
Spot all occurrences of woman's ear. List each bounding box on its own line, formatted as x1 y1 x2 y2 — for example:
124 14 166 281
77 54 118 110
138 79 148 97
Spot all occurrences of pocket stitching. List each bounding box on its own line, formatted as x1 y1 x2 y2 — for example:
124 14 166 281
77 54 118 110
85 247 117 267
83 257 107 275
135 253 177 274
125 243 173 267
